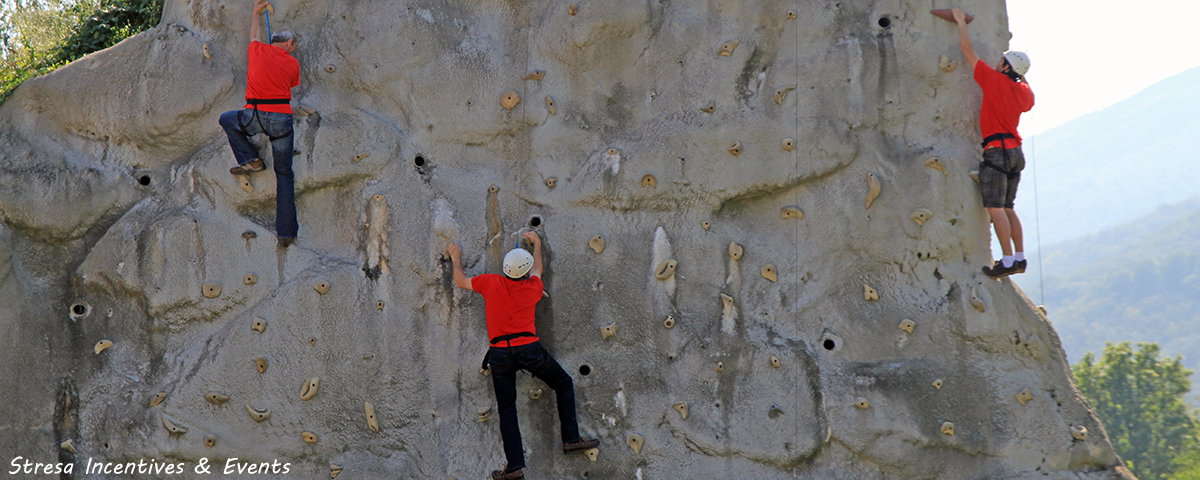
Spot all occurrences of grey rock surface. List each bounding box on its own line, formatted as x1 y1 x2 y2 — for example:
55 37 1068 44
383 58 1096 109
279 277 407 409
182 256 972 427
0 0 1133 478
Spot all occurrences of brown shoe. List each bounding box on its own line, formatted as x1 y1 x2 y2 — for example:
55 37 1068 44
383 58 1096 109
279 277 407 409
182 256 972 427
230 158 265 175
563 437 600 453
490 468 524 480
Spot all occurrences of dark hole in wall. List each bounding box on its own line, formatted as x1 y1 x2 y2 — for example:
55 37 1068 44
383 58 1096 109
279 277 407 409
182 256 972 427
530 216 542 227
578 364 592 376
414 155 425 167
823 338 836 350
139 175 151 186
878 17 891 28
71 304 87 315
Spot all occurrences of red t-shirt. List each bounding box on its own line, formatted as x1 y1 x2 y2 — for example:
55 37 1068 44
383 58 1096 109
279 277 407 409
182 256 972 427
472 274 543 347
244 41 299 114
974 59 1034 149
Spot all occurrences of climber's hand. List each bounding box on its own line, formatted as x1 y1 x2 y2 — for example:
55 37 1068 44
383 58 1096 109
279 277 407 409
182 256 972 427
253 0 269 16
523 231 540 247
951 7 967 25
447 242 462 261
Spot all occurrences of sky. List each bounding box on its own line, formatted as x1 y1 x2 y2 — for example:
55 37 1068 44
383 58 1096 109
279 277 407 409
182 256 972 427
1006 0 1200 135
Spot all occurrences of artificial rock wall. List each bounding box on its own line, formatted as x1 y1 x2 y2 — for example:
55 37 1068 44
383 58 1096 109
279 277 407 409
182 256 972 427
0 0 1135 478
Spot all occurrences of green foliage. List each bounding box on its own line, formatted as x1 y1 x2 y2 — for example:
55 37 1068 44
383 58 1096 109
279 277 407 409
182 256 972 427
1074 341 1198 480
54 0 162 63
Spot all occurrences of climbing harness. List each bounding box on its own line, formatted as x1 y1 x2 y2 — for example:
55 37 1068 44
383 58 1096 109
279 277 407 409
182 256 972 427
236 98 293 141
480 332 537 373
980 133 1020 179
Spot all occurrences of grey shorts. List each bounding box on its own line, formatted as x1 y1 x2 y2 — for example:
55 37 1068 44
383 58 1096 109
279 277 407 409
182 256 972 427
978 147 1025 209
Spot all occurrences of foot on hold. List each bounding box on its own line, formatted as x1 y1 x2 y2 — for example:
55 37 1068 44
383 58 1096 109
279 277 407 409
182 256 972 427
278 237 295 249
563 437 600 453
982 261 1018 279
490 467 524 480
1013 260 1027 274
229 158 265 175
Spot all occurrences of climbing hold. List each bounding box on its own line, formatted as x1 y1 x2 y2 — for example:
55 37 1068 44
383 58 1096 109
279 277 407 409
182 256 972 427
969 287 986 313
302 431 319 444
1070 425 1088 441
932 379 944 390
782 138 795 151
855 398 870 410
376 300 385 310
203 43 211 59
930 8 973 24
863 284 879 301
353 153 369 163
663 315 675 329
700 100 715 113
522 70 546 81
601 323 617 340
256 356 269 374
300 377 320 401
787 10 797 20
568 2 577 15
584 448 599 462
314 281 330 295
162 416 187 435
545 96 556 115
242 230 257 239
365 402 379 432
715 362 724 373
529 388 543 400
546 177 557 189
61 439 77 454
898 319 916 334
718 40 739 57
244 274 257 285
728 242 743 260
673 402 688 419
251 318 266 333
773 85 796 105
866 173 881 210
626 433 644 454
294 104 317 116
205 392 230 405
910 208 933 225
477 406 491 423
701 221 711 230
925 157 948 176
204 435 216 447
149 392 168 407
69 302 90 321
761 264 778 282
330 464 343 479
94 339 113 354
308 337 317 346
969 170 980 183
728 141 742 156
245 405 271 422
939 54 958 73
1016 388 1033 406
588 235 605 254
940 422 955 436
202 283 222 298
239 176 253 193
487 184 500 195
324 64 336 73
480 365 490 376
767 356 780 369
641 174 656 188
769 404 785 418
780 206 803 220
500 91 521 110
1038 305 1048 315
654 260 678 280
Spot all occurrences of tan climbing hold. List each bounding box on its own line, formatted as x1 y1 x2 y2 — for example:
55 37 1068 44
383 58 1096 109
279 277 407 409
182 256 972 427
673 402 688 419
61 439 77 454
641 174 656 188
782 138 795 151
239 175 253 193
910 208 933 225
522 70 546 81
761 264 778 282
294 104 317 116
314 280 330 295
780 206 803 220
204 435 216 447
302 431 319 444
488 184 500 194
1070 425 1088 441
588 235 605 254
205 392 230 405
203 43 211 59
773 85 796 105
787 10 797 19
720 293 734 319
256 356 269 374
969 170 979 183
150 392 168 407
545 177 557 189
663 315 675 329
1038 305 1048 315
701 221 711 230
728 141 742 156
898 319 916 334
941 422 955 436
606 148 619 156
969 287 986 313
251 318 266 333
601 323 618 340
300 377 320 401
246 405 271 422
162 416 187 435
244 274 257 285
477 406 491 423
545 96 556 115
932 379 943 390
584 448 599 462
939 54 958 73
324 64 336 73
330 464 343 479
863 284 879 301
854 398 870 410
480 365 491 376
728 242 743 260
529 388 543 400
865 172 881 210
365 401 379 432
353 153 370 163
500 91 521 110
925 157 948 176
715 361 725 373
568 2 577 15
626 433 644 454
202 283 222 298
1016 388 1033 406
654 260 678 280
770 355 781 368
697 99 715 115
718 40 739 56
94 339 113 354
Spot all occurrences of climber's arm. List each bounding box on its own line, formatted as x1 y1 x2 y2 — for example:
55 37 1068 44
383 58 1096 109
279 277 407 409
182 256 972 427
524 232 543 279
953 7 981 68
447 243 474 291
250 0 268 43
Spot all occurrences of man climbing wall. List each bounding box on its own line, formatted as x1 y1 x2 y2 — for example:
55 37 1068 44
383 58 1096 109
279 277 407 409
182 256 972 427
952 6 1035 278
217 0 301 248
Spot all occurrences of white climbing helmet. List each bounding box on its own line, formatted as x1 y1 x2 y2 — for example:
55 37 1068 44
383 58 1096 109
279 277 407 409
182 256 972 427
1003 50 1031 76
502 248 534 279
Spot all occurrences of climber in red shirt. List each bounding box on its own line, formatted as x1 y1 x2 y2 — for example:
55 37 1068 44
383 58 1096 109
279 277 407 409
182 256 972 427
218 0 301 248
953 7 1035 278
447 232 599 480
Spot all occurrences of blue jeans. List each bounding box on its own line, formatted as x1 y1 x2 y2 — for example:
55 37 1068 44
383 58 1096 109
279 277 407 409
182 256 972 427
488 341 581 470
218 109 298 239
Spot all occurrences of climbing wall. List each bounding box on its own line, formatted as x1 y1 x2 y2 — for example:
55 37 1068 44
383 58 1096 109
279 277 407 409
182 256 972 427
0 0 1136 478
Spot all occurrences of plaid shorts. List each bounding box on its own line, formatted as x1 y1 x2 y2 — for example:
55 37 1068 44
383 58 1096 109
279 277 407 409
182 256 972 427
978 147 1025 209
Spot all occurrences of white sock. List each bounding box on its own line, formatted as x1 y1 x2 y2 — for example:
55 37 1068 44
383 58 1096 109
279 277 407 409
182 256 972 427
1015 252 1025 262
1001 255 1015 268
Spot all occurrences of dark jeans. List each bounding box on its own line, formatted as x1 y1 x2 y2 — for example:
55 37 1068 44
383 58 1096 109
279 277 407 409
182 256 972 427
218 109 298 239
488 341 581 470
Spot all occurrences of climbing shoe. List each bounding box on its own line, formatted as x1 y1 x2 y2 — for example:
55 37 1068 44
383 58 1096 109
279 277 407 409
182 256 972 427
490 468 524 480
229 158 265 175
563 437 600 453
982 261 1018 279
1013 260 1027 274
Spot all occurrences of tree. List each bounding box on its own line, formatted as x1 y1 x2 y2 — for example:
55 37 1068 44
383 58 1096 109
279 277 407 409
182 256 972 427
1074 341 1198 480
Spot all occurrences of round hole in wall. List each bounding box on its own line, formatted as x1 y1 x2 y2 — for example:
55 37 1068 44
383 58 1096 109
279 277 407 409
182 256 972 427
530 216 542 227
578 363 592 376
878 17 891 28
139 175 151 186
414 155 426 167
72 303 88 316
823 338 836 351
